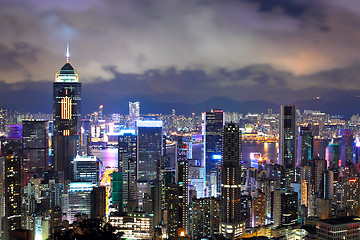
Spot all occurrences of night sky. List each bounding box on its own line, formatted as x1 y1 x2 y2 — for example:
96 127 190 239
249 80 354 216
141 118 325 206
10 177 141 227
1 0 360 114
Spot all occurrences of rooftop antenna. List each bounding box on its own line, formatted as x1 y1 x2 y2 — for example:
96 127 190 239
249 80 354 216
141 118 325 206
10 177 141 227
66 41 70 63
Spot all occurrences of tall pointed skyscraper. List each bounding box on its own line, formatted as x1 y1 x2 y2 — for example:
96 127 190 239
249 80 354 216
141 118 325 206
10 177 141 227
53 44 81 182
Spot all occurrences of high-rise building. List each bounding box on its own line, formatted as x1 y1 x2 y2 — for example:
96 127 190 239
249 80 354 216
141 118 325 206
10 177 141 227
340 129 353 167
279 105 296 169
53 46 81 183
202 109 224 197
22 120 49 183
72 155 101 184
98 105 104 121
297 126 313 167
80 119 91 156
280 189 298 226
1 138 22 239
66 182 93 223
118 130 137 211
190 197 220 239
220 123 243 239
326 141 340 168
112 172 123 211
129 102 140 129
91 186 106 219
176 137 189 234
136 120 163 182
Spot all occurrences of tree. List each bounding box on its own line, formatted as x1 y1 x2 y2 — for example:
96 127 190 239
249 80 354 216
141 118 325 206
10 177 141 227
49 218 124 240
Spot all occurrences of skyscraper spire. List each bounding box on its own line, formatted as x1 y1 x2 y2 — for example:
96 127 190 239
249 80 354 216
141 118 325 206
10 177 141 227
66 41 70 63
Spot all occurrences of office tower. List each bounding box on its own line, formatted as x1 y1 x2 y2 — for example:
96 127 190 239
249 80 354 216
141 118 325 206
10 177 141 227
203 109 224 171
324 170 334 201
112 172 123 211
279 105 296 168
137 120 163 182
280 189 298 226
81 119 91 156
91 186 106 219
202 109 224 197
72 155 101 184
176 137 189 234
317 217 360 239
297 126 313 167
98 105 104 121
53 46 81 182
220 123 242 239
326 141 340 168
22 120 49 183
340 129 353 167
118 130 137 211
66 182 93 223
129 101 140 129
190 197 220 239
354 137 360 165
188 159 206 198
273 189 281 227
311 157 327 197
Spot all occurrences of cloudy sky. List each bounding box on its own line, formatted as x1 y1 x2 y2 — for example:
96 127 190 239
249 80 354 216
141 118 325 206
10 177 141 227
1 0 360 113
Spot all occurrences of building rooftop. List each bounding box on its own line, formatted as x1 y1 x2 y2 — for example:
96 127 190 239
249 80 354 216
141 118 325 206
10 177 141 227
319 216 360 225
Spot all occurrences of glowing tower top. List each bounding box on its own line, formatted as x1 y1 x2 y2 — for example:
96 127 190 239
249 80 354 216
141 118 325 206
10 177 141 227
55 43 79 82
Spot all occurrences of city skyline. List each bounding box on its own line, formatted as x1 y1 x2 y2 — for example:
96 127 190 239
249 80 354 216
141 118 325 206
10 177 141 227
2 0 360 115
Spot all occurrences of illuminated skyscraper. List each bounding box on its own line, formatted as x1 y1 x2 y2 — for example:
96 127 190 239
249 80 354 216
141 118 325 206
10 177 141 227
202 109 224 197
326 141 340 168
279 105 296 168
22 120 49 183
53 45 81 182
176 137 189 234
118 130 137 211
297 126 313 167
129 102 140 129
98 105 104 121
136 120 163 181
340 129 353 167
220 123 243 239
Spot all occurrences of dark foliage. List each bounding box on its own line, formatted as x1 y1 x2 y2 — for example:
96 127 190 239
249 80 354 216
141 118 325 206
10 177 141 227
49 218 124 240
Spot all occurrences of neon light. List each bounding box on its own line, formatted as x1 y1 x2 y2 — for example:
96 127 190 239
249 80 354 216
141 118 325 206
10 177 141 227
212 154 222 160
120 129 136 135
136 120 163 128
69 182 93 192
349 179 357 183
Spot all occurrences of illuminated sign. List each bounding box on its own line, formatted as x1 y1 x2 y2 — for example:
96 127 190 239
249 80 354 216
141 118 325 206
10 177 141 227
69 182 93 192
136 120 163 128
120 129 136 135
212 154 222 160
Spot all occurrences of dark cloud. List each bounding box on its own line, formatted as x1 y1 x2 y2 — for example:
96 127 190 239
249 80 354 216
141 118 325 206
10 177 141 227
1 0 360 109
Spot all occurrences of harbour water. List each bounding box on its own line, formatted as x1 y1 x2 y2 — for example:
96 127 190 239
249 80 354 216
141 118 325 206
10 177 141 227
92 139 331 169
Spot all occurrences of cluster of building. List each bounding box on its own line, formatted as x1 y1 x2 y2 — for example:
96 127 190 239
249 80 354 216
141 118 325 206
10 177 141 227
2 51 360 240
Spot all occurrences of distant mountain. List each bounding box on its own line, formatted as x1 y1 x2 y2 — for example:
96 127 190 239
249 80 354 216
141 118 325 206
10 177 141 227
293 96 360 119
